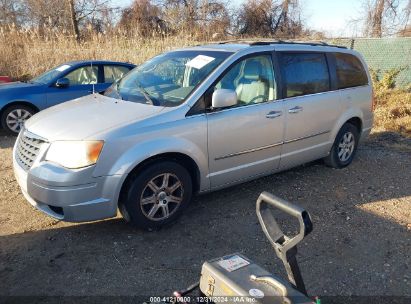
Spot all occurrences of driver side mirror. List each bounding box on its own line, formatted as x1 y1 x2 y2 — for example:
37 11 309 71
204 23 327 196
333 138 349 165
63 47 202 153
55 78 69 88
212 89 237 109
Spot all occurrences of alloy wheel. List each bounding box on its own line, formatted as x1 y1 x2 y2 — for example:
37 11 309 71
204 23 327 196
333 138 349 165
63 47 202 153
6 109 32 133
140 173 184 221
337 131 355 162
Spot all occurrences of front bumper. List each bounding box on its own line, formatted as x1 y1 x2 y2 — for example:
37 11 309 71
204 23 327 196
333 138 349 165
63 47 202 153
13 146 123 222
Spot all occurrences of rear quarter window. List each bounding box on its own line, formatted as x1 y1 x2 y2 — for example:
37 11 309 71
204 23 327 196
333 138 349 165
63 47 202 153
335 53 368 89
279 53 330 98
104 65 132 83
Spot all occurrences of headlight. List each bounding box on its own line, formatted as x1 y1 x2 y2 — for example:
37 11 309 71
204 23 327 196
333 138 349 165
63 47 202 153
45 141 104 169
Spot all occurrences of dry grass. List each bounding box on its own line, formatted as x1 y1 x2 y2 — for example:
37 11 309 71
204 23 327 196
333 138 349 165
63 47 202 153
373 89 411 138
0 27 202 80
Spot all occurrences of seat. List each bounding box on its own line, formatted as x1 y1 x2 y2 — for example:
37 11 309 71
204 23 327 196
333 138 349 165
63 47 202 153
236 60 267 104
79 67 97 85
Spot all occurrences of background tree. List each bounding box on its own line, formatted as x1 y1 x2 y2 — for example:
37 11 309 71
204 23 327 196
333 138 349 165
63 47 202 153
161 0 231 37
398 0 411 35
67 0 115 40
363 0 410 37
119 0 167 36
0 0 115 38
119 0 231 38
0 0 28 26
235 0 303 38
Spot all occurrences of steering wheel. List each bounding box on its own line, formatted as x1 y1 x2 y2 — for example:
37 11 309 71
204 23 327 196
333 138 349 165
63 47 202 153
248 94 266 104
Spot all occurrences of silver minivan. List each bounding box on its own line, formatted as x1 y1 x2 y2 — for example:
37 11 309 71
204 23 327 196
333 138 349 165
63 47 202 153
13 41 373 229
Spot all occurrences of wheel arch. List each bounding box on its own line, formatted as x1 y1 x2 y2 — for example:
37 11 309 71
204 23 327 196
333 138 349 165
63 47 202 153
0 101 40 119
117 152 201 208
345 117 362 133
330 109 364 143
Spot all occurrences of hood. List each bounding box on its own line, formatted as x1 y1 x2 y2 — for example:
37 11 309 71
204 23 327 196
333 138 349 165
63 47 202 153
25 94 165 141
0 81 39 89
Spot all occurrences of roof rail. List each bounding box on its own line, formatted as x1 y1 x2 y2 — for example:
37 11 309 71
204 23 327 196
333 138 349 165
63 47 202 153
217 39 347 49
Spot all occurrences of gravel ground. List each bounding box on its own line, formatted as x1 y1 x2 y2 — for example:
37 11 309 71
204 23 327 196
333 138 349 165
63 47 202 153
0 130 410 301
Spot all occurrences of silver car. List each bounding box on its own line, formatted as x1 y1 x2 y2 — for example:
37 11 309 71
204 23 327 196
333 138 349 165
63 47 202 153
13 41 373 229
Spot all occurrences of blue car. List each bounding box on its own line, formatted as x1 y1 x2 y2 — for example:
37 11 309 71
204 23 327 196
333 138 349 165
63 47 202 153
0 60 135 134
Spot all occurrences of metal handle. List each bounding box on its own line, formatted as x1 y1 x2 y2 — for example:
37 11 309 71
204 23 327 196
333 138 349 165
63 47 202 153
256 192 312 252
266 111 282 119
250 275 288 296
288 106 303 114
256 192 312 295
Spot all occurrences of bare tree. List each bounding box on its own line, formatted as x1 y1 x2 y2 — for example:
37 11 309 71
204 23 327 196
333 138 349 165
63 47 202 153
0 0 28 26
363 0 410 36
119 0 168 36
196 1 231 37
119 0 231 38
68 0 80 40
25 0 70 29
399 0 411 34
68 0 114 38
162 0 231 35
235 0 303 37
11 0 114 39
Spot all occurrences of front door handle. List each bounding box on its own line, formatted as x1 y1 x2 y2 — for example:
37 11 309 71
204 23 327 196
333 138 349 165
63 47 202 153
288 106 303 114
266 111 283 119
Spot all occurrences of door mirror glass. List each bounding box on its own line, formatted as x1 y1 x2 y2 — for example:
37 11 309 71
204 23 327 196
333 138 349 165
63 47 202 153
212 89 237 109
55 78 69 88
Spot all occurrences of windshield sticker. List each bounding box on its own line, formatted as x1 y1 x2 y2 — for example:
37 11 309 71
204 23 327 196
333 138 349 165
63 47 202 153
218 255 250 272
56 64 71 72
186 55 215 69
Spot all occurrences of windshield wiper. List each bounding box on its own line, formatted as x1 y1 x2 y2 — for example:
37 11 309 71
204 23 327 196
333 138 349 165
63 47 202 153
134 79 154 105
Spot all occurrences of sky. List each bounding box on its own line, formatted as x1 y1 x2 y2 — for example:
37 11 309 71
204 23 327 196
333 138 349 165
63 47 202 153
304 0 364 37
115 0 367 37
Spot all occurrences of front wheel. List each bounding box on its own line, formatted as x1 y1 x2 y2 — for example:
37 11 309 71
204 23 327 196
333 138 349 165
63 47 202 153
1 104 35 135
119 161 193 230
324 123 360 168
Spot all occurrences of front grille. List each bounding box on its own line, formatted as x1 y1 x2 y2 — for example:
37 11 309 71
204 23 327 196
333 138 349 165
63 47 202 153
15 131 46 171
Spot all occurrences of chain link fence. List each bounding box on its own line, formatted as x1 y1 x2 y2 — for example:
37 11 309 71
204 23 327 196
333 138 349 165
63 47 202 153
327 38 411 87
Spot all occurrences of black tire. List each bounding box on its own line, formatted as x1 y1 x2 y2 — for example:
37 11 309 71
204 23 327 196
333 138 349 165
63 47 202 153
1 104 36 135
119 161 193 230
324 123 360 168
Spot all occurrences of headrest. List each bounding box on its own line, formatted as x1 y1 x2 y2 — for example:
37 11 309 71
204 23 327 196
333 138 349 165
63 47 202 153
243 60 262 81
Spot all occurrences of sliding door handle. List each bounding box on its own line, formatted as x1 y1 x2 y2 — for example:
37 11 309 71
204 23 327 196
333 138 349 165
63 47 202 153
266 111 283 119
288 106 303 114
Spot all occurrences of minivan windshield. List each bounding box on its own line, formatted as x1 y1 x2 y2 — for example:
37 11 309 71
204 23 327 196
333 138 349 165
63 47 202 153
104 50 231 107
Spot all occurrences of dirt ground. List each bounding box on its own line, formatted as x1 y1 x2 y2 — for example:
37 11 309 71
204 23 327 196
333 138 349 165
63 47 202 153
0 129 410 301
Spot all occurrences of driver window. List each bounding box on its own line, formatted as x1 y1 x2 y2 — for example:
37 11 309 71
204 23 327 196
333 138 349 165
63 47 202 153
65 66 98 85
214 55 276 106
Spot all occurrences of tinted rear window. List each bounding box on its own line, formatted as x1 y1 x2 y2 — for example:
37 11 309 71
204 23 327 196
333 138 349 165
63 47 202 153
335 53 368 89
280 53 330 98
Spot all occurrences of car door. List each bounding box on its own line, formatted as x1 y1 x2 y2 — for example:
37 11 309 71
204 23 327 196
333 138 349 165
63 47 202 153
207 53 285 189
278 52 342 170
46 65 99 107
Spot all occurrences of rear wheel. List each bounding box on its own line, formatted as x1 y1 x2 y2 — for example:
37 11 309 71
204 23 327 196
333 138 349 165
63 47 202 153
119 161 193 230
1 104 35 135
324 123 359 168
